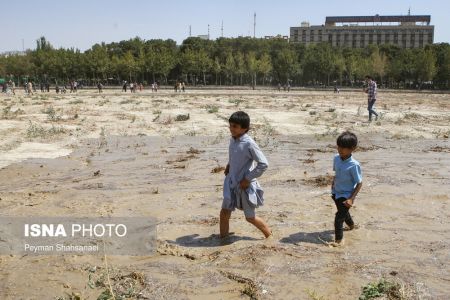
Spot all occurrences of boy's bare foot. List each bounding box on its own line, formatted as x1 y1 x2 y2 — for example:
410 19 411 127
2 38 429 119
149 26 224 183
264 230 273 239
219 233 235 246
219 232 235 239
329 239 344 247
344 224 360 231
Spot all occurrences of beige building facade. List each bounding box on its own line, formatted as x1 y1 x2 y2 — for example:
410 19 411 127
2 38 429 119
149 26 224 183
290 15 434 48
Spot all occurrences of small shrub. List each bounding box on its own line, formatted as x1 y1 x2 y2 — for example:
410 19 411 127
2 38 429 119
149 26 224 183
206 105 219 113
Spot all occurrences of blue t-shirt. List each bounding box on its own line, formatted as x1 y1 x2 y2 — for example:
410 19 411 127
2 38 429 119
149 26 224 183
332 154 362 199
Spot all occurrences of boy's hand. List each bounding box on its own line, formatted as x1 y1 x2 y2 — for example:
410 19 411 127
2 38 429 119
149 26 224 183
239 178 250 190
224 164 230 176
344 198 353 208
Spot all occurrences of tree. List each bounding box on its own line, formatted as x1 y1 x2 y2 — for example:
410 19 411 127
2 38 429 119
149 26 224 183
223 52 235 85
213 57 222 85
371 49 388 85
431 43 450 89
235 52 246 85
196 49 212 85
258 53 272 85
0 35 448 90
246 52 258 88
303 44 333 85
86 44 110 80
415 49 437 88
121 51 137 82
272 48 298 85
333 51 346 86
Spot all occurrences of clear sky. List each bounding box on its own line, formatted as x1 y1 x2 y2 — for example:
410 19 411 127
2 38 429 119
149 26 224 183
1 0 449 52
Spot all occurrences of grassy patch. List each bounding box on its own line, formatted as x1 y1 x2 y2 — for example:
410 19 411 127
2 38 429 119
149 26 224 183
119 99 134 105
206 105 219 113
26 121 66 138
68 99 84 105
228 98 244 106
359 278 416 300
2 105 25 119
42 106 61 121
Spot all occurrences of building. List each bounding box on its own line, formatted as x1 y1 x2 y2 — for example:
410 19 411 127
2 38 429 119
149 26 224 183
0 51 26 57
290 15 434 48
264 35 289 41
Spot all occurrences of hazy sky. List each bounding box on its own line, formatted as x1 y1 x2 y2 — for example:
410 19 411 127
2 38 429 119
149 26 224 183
1 0 449 52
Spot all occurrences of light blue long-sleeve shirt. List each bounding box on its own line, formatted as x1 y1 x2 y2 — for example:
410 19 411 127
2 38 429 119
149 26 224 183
223 133 268 210
227 133 268 187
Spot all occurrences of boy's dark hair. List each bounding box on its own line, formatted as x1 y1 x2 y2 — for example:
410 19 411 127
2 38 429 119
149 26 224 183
365 75 372 80
337 131 358 149
229 111 250 131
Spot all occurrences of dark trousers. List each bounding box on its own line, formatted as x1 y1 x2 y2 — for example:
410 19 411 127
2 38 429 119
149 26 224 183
368 99 378 121
333 196 354 240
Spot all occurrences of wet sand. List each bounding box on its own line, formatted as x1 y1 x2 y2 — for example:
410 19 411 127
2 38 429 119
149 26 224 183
0 89 449 299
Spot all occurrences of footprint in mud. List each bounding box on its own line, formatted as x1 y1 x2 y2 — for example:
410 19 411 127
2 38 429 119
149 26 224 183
157 240 197 260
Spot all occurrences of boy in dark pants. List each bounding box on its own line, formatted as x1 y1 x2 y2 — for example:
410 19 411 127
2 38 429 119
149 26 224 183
330 131 363 247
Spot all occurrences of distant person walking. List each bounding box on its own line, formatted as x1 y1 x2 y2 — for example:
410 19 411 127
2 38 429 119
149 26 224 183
10 80 16 95
364 75 379 122
27 81 33 95
97 82 103 93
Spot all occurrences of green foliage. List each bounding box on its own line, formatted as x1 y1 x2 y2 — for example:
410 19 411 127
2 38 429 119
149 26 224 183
359 279 402 300
0 36 448 89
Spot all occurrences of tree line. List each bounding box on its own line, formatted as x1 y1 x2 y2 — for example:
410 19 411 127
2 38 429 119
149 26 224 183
0 36 449 89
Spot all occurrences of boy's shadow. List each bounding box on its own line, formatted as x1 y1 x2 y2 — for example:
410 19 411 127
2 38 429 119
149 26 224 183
170 233 259 247
279 230 334 245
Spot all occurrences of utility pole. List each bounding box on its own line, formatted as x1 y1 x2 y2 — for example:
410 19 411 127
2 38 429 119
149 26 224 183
208 24 210 39
189 25 191 37
253 12 256 38
221 20 223 38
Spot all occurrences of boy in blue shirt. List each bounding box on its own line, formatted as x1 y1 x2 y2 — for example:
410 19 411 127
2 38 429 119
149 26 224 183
330 131 363 247
220 111 272 239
